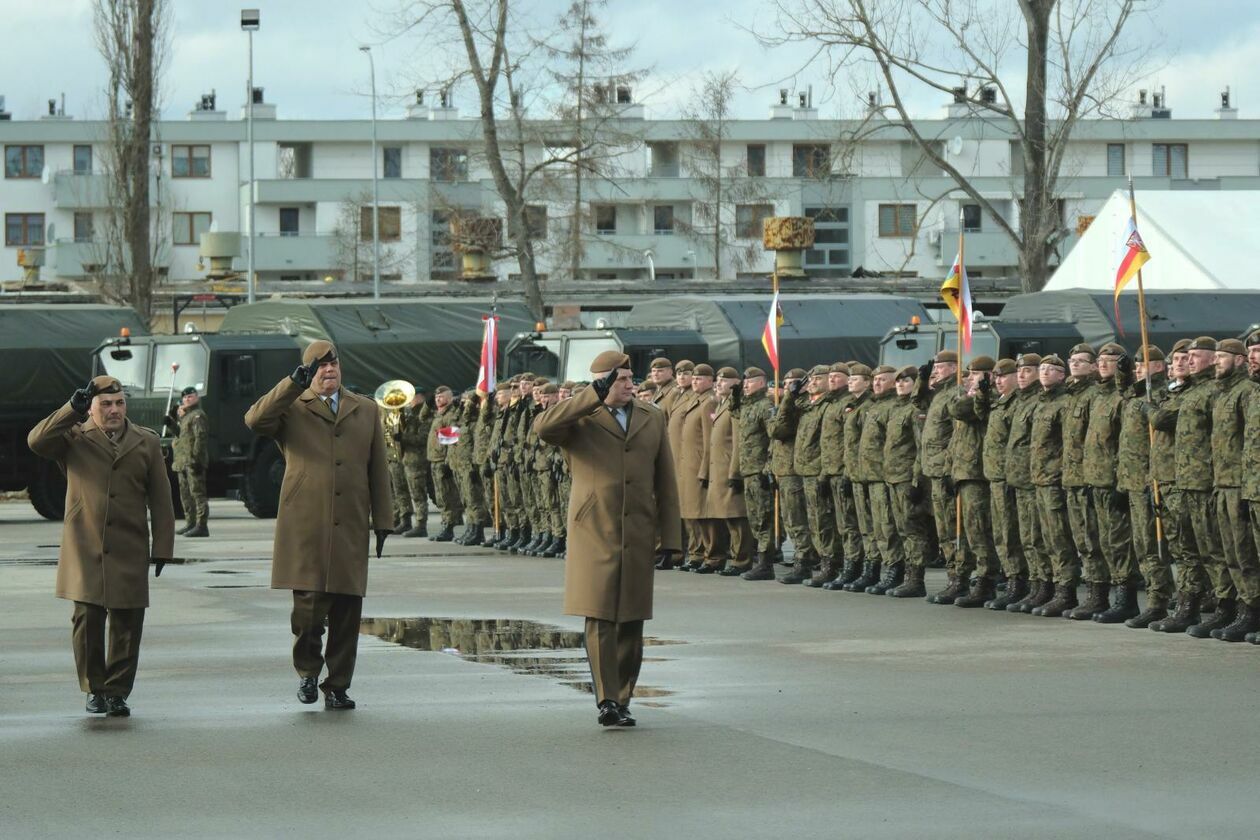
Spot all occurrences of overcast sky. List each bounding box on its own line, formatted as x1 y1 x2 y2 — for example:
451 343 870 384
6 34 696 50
2 0 1258 123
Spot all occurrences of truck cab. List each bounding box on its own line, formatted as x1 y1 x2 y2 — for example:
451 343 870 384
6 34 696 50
505 328 709 382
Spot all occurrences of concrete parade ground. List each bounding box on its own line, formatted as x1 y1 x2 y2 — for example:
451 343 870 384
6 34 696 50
2 499 1258 839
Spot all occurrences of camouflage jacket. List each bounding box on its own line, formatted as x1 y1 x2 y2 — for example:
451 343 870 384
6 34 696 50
426 403 461 463
767 394 807 477
399 402 433 463
1210 368 1257 488
472 400 496 465
731 389 772 478
920 385 956 479
1003 384 1041 490
882 392 925 485
513 399 541 466
981 389 1018 482
948 388 990 482
171 406 209 472
818 389 853 477
1116 374 1166 494
1149 370 1216 492
1083 376 1124 489
1030 383 1070 487
1243 373 1260 501
788 391 834 477
1060 375 1097 488
841 391 870 479
1149 379 1182 487
855 389 896 482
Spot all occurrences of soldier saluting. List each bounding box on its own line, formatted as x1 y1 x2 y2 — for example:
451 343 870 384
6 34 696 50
28 376 175 718
168 385 210 537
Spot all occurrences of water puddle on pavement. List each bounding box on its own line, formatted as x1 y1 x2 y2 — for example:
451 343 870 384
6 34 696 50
361 617 680 704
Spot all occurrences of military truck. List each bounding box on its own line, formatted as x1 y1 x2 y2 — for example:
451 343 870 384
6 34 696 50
92 297 536 518
1 304 148 519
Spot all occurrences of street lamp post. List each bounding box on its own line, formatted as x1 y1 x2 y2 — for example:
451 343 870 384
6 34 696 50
360 45 381 300
242 9 260 304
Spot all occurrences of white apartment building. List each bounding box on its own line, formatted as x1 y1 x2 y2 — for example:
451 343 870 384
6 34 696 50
2 87 1257 289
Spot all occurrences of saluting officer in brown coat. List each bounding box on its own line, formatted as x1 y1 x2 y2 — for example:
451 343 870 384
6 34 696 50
535 350 681 727
245 340 394 710
28 375 175 718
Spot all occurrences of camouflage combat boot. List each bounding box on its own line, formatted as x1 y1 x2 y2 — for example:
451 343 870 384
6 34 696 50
1124 597 1168 629
391 514 412 536
824 557 861 590
986 575 1027 611
1094 585 1140 624
928 574 967 605
887 565 927 598
1187 598 1236 639
1150 592 1201 633
740 554 777 581
1008 578 1052 613
1213 601 1260 642
779 557 815 585
954 576 997 608
843 560 880 592
1031 583 1078 617
805 557 838 588
866 562 903 595
1065 582 1110 620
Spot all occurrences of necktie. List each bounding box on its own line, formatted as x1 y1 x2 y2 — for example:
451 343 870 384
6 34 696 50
613 407 627 431
324 396 337 415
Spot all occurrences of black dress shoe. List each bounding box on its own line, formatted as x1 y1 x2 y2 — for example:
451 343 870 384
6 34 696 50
616 704 636 727
86 693 107 714
105 696 130 717
693 564 718 575
297 677 318 704
324 689 356 710
184 523 209 538
597 700 620 726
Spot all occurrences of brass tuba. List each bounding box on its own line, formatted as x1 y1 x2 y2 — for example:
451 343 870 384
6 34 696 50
375 379 416 411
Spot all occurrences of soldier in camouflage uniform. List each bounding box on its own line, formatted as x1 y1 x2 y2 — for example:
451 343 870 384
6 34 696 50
426 385 463 542
1061 343 1106 614
1004 354 1051 613
819 363 859 588
831 364 873 590
848 365 904 592
495 376 530 550
776 365 835 585
1074 343 1136 620
382 402 413 536
461 389 496 547
170 386 210 537
979 359 1027 610
550 382 574 559
1242 331 1260 644
526 383 560 556
1028 356 1080 617
512 376 545 554
921 351 960 601
765 369 804 568
484 387 513 545
767 368 815 583
884 365 932 597
733 367 777 581
947 356 1000 608
398 390 432 538
450 390 488 546
1148 337 1228 635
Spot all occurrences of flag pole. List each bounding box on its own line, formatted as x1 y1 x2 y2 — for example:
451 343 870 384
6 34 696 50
954 209 964 557
771 269 781 552
1128 176 1164 554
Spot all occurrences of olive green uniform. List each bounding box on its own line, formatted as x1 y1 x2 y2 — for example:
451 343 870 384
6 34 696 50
855 389 903 568
983 388 1024 580
1006 383 1047 584
382 409 412 524
921 385 957 570
884 391 931 569
767 394 814 562
171 406 209 527
1211 369 1258 606
1062 375 1105 584
1117 374 1173 605
949 389 998 581
1241 372 1260 606
782 391 835 561
398 402 432 526
843 392 874 565
821 390 860 565
731 390 774 555
427 403 464 528
1083 375 1135 586
1030 383 1077 585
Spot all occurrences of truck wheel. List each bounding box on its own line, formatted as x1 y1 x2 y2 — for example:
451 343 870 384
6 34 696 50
28 461 67 521
241 442 284 519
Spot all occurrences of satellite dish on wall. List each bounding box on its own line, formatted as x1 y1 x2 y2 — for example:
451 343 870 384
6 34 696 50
949 136 964 156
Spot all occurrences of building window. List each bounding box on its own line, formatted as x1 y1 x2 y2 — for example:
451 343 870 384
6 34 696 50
279 207 300 237
649 142 679 178
1106 143 1125 177
73 145 93 174
431 210 455 274
653 205 675 235
277 143 312 179
1152 143 1187 179
5 213 45 246
5 145 44 179
961 204 982 233
803 206 850 275
878 204 917 237
360 206 401 242
73 212 94 243
171 145 211 178
383 146 402 179
172 212 212 246
746 144 766 177
792 144 830 178
524 205 548 240
594 204 616 234
430 147 468 182
735 204 774 239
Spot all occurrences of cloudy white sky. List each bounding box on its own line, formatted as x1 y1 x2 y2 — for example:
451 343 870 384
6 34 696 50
2 0 1258 123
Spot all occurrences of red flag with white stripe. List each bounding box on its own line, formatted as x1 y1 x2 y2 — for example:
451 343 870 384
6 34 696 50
476 315 498 395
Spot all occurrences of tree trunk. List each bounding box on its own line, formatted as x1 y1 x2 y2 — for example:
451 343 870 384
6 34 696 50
1019 0 1053 294
126 0 155 325
569 1 587 283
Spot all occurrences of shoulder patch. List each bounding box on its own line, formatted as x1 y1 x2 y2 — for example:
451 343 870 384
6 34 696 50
136 424 160 437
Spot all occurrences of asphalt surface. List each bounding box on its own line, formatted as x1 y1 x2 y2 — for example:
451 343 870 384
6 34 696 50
2 499 1258 839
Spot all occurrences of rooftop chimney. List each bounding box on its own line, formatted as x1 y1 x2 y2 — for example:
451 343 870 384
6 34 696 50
0 95 10 121
240 86 276 120
406 89 429 120
39 93 72 121
188 89 225 121
946 85 970 118
1217 85 1238 120
793 85 818 120
770 88 793 120
429 87 458 121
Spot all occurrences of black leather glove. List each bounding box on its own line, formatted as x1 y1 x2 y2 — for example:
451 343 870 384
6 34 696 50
591 367 619 403
788 378 803 397
70 380 99 415
162 406 180 434
728 477 744 493
375 530 390 558
758 473 772 491
943 476 956 496
290 359 319 388
977 375 992 395
1117 355 1134 377
152 558 168 578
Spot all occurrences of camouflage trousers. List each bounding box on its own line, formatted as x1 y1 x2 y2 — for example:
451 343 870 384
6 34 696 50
1013 486 1049 582
866 482 905 568
534 470 558 534
503 465 523 529
1036 484 1079 586
1216 488 1257 605
928 477 958 571
556 475 571 536
743 475 774 554
957 480 997 580
1130 487 1173 606
851 480 878 564
802 476 837 560
989 480 1026 579
516 464 539 530
177 468 208 525
888 481 931 568
829 477 864 565
388 459 412 522
430 462 463 528
1162 489 1204 594
1177 488 1230 599
1093 487 1136 586
401 454 430 524
455 464 489 526
777 475 815 562
491 469 516 529
1065 486 1106 584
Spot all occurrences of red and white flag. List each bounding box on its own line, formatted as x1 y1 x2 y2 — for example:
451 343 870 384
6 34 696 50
476 315 499 396
761 290 782 373
437 425 462 445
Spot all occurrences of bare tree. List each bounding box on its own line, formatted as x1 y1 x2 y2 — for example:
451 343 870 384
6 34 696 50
329 192 418 283
92 0 170 326
763 0 1146 292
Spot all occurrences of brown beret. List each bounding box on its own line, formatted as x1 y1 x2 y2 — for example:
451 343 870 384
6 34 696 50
538 383 559 395
848 363 872 377
1068 343 1096 359
561 381 576 391
1246 330 1260 348
968 355 996 372
675 360 695 373
785 368 807 380
1017 353 1042 368
533 377 551 387
301 340 337 367
717 366 740 379
90 375 123 394
895 365 918 380
873 364 896 376
1189 336 1218 351
743 366 767 379
638 381 658 392
1218 338 1246 356
829 362 850 375
434 385 453 395
809 364 831 378
519 372 537 381
1098 342 1126 357
934 350 958 364
1139 345 1165 362
1041 355 1066 369
692 363 715 377
650 357 674 370
994 358 1017 375
589 351 631 373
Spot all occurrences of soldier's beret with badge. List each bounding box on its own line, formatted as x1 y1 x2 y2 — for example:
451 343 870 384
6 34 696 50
1016 353 1042 368
301 340 337 366
968 355 996 372
1140 345 1165 361
809 364 831 378
1171 338 1192 354
895 365 918 380
717 366 741 380
538 383 559 395
848 363 872 377
638 381 658 392
993 358 1017 375
873 364 896 376
933 350 958 364
533 377 551 387
1068 342 1096 359
588 351 631 373
1246 330 1260 348
180 386 199 396
1098 342 1126 357
1189 336 1217 351
692 363 715 377
520 372 537 381
90 375 123 394
434 385 452 395
675 360 695 373
1040 354 1067 369
561 380 576 390
829 362 850 375
785 367 807 379
743 366 767 379
650 357 674 370
1217 338 1246 356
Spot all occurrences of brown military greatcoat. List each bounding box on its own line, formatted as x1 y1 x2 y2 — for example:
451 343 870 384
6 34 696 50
677 392 712 519
699 395 746 518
